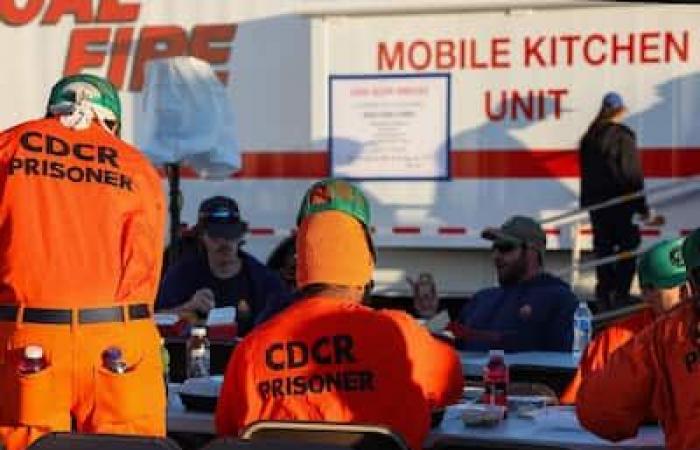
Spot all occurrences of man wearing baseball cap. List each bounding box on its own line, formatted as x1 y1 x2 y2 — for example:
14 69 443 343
216 178 463 450
578 229 700 449
455 215 578 352
156 195 289 336
562 237 688 404
579 91 661 311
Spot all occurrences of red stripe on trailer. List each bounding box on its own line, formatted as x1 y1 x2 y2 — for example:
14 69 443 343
249 228 275 236
438 227 467 235
392 227 421 235
639 228 662 237
162 147 700 179
544 228 560 235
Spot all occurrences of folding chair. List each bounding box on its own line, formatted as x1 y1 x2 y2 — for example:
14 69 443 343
28 432 182 450
202 436 347 450
240 421 409 450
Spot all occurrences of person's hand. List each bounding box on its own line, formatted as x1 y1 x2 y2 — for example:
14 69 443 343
644 213 666 227
180 288 215 317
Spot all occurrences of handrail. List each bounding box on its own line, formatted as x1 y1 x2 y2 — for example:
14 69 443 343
540 174 700 228
553 246 650 279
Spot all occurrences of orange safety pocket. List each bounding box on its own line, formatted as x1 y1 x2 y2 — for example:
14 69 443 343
93 351 161 426
15 364 56 427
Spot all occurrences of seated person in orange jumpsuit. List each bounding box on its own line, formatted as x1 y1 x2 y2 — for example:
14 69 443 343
0 74 166 450
577 228 700 450
561 237 688 404
215 178 464 450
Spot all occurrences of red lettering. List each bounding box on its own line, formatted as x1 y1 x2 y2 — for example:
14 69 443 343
511 90 533 120
107 27 134 89
41 0 93 25
611 33 635 65
485 91 506 121
63 27 110 75
0 0 43 26
559 34 580 66
130 26 188 91
96 0 140 23
189 24 237 85
377 41 403 70
408 40 431 70
524 36 546 67
548 88 568 119
435 40 455 70
583 34 606 66
665 31 688 62
469 39 487 69
640 31 660 64
492 37 510 68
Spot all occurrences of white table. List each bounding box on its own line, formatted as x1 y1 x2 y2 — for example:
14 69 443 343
460 351 578 377
428 404 665 449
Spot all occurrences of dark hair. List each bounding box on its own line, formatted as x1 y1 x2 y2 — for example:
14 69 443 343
581 105 625 144
266 234 296 270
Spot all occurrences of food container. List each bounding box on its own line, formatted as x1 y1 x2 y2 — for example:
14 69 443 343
461 404 506 427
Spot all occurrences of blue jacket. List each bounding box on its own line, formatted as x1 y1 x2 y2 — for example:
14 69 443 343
156 251 291 335
457 273 578 352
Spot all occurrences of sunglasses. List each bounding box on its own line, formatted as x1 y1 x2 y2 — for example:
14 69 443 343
492 241 519 253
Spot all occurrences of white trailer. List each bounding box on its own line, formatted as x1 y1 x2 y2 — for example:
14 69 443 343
1 0 698 294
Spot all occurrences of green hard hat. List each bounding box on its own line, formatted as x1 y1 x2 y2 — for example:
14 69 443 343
682 228 700 271
638 238 687 289
296 178 371 228
47 74 121 127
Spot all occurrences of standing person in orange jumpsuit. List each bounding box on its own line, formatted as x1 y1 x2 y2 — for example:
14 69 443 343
577 228 700 450
560 237 688 404
0 74 166 450
215 178 463 450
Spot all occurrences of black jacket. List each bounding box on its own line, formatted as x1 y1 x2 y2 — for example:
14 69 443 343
579 122 649 215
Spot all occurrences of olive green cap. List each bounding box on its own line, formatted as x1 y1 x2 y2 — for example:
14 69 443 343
482 215 546 251
638 237 687 289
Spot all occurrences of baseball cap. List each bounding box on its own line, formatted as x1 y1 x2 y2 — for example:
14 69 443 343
482 216 546 251
296 178 371 228
638 238 687 289
602 91 624 110
197 196 248 240
682 228 700 271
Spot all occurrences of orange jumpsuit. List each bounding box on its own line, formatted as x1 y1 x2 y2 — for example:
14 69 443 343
577 301 700 450
0 118 166 450
215 297 464 450
560 308 654 404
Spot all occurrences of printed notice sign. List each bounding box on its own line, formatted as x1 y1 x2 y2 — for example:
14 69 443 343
329 74 450 180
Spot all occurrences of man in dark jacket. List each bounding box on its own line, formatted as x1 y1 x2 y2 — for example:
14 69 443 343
579 92 656 310
156 196 290 336
457 216 578 352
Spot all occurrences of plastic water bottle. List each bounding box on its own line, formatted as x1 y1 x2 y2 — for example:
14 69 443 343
572 300 593 361
481 349 509 411
102 346 128 374
18 345 48 375
186 327 210 378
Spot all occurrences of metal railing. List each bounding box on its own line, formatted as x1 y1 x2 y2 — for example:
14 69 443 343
543 175 700 287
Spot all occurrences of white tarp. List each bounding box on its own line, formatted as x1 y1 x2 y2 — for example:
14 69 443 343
137 56 241 179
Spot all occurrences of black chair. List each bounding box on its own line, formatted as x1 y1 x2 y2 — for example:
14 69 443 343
240 421 409 450
202 437 347 450
28 433 182 450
